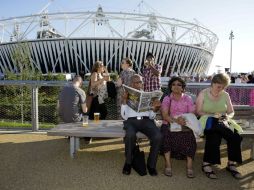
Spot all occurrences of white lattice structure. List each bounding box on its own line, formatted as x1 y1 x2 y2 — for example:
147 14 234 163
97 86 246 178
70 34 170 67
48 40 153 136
0 6 218 76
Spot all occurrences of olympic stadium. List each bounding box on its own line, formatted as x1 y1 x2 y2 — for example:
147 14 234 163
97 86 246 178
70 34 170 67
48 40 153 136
0 4 218 77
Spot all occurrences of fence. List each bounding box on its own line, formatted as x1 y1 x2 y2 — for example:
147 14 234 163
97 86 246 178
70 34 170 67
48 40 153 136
0 80 254 131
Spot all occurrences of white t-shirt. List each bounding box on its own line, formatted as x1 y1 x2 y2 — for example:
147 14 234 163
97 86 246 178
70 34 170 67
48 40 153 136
121 104 156 120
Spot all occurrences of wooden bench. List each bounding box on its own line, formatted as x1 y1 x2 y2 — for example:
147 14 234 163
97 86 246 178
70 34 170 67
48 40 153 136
233 105 254 120
240 130 254 159
47 119 254 159
47 120 146 158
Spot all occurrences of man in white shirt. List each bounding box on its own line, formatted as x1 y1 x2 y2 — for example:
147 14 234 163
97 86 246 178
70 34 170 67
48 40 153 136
121 74 162 176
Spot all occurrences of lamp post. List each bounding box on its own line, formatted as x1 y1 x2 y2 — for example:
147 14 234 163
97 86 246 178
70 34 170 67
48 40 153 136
229 30 234 73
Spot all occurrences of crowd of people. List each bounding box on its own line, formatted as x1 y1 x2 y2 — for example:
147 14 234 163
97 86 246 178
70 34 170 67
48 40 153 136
163 72 254 84
58 53 244 179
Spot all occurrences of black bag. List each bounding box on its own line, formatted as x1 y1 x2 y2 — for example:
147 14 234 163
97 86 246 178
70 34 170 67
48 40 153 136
132 144 147 176
106 81 117 99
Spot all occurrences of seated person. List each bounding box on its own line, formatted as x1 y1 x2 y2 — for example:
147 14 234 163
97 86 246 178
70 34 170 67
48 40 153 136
58 75 87 122
58 76 90 143
196 73 243 179
160 77 196 178
121 74 162 176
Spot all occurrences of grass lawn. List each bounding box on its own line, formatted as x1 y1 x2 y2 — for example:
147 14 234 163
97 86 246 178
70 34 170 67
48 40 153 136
0 121 55 129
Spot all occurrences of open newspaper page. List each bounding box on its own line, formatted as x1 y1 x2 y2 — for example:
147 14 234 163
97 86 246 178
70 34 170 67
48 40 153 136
122 84 163 112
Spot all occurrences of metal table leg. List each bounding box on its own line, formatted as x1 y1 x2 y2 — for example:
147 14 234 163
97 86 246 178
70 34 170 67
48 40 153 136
251 139 254 159
70 136 80 158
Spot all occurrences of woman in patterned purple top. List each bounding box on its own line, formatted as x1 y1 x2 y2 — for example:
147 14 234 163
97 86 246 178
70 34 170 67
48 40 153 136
116 58 136 119
161 77 197 178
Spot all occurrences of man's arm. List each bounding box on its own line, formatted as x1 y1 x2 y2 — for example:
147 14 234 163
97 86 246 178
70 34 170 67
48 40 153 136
151 98 161 112
78 88 88 114
120 90 129 120
81 103 88 114
147 62 161 76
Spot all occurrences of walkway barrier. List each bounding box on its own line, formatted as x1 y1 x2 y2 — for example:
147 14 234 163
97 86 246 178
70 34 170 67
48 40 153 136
0 80 254 131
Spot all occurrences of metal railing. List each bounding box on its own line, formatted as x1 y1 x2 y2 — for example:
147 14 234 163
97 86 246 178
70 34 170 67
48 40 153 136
0 80 253 131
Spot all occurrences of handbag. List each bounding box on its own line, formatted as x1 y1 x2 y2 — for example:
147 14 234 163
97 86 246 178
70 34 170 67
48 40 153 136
106 81 117 99
132 144 147 176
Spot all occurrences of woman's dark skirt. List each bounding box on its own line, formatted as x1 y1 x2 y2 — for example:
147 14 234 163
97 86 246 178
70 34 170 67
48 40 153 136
161 124 197 160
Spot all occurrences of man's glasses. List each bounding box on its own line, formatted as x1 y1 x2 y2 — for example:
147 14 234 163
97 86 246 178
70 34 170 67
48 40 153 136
134 81 143 84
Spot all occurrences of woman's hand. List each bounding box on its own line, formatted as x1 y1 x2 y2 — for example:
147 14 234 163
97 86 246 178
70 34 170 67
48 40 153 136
175 116 186 126
116 78 122 87
103 75 110 81
219 114 228 121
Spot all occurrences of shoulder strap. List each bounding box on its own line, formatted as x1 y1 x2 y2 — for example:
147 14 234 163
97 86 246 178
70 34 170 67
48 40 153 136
167 94 172 115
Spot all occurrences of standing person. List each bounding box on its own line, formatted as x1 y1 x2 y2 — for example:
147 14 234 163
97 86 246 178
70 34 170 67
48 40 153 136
88 61 110 120
58 75 87 123
160 77 197 178
142 52 162 92
116 58 136 119
196 73 243 179
121 74 162 176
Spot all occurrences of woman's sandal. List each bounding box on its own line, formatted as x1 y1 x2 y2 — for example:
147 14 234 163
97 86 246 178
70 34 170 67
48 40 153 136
187 169 195 178
202 164 217 179
226 164 242 179
164 167 172 177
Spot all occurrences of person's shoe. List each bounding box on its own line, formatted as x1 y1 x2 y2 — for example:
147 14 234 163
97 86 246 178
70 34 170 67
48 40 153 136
202 163 217 179
164 167 172 177
186 168 195 178
226 163 243 179
122 163 131 175
147 165 158 176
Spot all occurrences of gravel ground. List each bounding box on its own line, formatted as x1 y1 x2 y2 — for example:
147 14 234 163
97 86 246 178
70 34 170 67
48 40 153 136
0 132 253 190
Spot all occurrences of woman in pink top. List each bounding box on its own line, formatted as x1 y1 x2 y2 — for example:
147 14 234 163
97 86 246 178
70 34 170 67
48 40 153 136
161 77 196 178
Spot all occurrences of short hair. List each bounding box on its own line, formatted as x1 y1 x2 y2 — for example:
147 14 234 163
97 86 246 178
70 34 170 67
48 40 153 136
146 52 155 59
168 76 186 93
72 75 83 83
123 57 133 67
211 73 230 87
91 61 103 73
131 74 142 83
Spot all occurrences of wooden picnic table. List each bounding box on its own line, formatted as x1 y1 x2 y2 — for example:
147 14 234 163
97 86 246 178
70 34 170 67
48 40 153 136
47 120 146 158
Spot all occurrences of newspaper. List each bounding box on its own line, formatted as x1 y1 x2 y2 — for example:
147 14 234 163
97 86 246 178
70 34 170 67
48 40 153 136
122 84 163 112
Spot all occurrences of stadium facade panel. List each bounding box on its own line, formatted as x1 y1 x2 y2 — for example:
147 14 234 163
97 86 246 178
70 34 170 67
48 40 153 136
0 38 212 76
0 5 218 76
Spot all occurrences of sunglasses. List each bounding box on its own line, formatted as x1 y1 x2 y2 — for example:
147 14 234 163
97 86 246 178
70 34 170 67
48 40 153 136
134 81 143 84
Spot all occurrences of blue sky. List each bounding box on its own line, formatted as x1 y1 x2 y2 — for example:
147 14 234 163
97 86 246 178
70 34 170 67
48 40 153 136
1 0 254 74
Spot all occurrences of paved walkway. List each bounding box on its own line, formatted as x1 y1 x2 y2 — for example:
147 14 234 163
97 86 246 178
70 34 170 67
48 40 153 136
0 132 253 190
